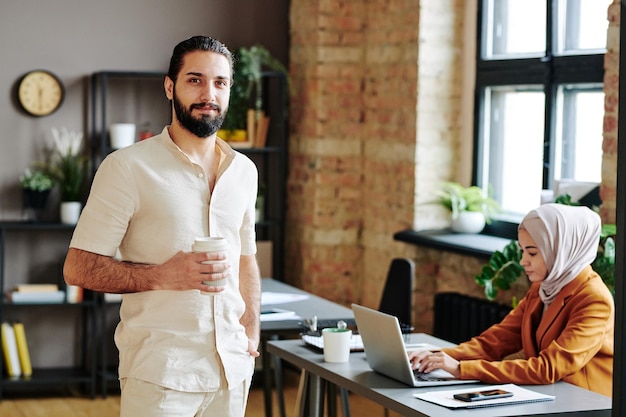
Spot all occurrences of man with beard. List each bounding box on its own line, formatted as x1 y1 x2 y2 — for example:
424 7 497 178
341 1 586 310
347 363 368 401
63 36 261 417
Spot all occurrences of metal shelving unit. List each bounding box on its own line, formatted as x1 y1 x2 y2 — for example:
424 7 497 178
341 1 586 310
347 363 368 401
0 222 97 399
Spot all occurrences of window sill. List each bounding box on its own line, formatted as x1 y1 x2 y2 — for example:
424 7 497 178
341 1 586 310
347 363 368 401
393 229 514 259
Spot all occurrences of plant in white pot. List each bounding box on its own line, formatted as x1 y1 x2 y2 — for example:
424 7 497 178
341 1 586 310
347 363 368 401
20 168 54 220
436 182 499 233
45 127 89 224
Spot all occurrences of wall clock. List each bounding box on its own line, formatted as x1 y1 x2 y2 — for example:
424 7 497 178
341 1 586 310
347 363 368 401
17 70 65 117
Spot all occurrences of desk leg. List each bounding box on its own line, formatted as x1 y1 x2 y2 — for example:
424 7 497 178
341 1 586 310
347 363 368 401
261 334 287 417
326 384 350 417
340 388 351 417
327 383 337 417
272 344 286 417
308 373 324 417
261 337 273 417
294 370 347 417
294 370 308 417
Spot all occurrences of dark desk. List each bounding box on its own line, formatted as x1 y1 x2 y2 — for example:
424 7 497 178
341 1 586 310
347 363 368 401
267 335 612 417
260 278 355 417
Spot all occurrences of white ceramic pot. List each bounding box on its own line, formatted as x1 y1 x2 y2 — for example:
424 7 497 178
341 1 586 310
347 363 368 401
110 123 136 149
451 211 486 234
60 201 82 225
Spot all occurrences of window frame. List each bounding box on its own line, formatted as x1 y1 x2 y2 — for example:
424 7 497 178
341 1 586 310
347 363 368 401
473 0 606 240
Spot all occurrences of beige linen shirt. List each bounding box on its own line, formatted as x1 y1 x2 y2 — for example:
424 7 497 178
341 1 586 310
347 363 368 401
70 127 258 391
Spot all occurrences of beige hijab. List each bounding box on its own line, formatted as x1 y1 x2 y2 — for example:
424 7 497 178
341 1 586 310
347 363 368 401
519 203 601 306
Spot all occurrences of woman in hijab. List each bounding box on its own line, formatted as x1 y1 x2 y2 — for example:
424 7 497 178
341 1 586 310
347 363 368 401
409 203 614 397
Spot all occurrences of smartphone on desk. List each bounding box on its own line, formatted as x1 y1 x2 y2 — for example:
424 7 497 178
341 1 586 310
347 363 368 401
453 389 513 402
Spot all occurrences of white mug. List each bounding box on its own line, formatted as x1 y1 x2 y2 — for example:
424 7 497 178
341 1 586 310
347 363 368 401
322 328 352 363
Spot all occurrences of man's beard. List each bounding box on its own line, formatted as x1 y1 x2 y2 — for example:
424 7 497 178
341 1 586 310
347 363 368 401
172 91 227 138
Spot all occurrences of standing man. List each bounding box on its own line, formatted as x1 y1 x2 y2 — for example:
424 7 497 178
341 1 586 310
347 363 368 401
64 36 261 417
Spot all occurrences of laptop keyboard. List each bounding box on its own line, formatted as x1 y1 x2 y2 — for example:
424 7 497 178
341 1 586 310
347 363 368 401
413 370 448 382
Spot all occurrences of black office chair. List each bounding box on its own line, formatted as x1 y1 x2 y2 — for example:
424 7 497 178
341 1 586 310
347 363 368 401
378 257 414 330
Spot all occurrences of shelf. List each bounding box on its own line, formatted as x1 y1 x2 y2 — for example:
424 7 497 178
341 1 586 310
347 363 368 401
2 299 97 308
1 367 94 386
0 222 75 231
0 223 98 399
393 229 511 259
233 145 283 154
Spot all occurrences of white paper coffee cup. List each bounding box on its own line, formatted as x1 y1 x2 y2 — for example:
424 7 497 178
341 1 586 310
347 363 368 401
322 328 352 363
192 236 229 287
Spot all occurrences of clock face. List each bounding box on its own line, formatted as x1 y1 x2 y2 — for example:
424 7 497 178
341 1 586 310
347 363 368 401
17 70 65 117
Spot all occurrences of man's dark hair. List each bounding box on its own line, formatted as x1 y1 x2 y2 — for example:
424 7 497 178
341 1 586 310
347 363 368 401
167 36 234 83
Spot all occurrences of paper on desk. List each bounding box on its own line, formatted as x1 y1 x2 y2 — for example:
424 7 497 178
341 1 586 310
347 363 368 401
260 308 301 322
414 383 555 409
261 291 309 305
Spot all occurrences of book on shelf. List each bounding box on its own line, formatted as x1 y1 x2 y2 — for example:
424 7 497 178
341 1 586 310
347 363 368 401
9 290 65 303
104 293 123 302
254 112 270 148
1 322 21 377
14 283 59 293
9 283 66 303
66 285 83 303
246 109 256 148
12 322 32 377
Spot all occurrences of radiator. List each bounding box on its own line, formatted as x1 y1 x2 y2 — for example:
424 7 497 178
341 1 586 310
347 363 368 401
433 292 512 344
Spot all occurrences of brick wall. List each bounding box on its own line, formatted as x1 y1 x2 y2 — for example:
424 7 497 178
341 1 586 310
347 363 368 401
286 0 618 333
601 0 620 223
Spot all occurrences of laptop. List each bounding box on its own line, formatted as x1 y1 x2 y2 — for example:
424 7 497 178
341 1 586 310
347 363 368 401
352 303 479 387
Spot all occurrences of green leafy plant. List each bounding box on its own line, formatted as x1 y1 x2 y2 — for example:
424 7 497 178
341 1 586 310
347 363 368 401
237 45 288 113
475 240 524 303
20 169 54 192
222 45 288 131
436 182 500 223
592 223 616 296
553 193 579 206
45 127 89 202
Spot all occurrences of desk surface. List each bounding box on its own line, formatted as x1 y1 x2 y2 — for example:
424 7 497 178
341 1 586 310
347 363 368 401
267 335 612 417
261 278 354 332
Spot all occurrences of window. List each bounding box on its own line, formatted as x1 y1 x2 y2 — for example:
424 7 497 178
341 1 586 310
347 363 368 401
475 0 609 230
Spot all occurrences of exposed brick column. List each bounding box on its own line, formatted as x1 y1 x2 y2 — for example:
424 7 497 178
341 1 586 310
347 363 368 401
287 1 423 307
359 2 422 308
287 1 368 304
287 0 472 330
601 0 620 224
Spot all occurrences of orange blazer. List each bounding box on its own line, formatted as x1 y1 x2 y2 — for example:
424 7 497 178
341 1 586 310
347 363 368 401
442 265 614 397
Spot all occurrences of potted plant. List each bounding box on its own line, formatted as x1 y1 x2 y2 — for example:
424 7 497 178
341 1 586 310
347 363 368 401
20 168 54 220
436 182 500 233
45 127 89 224
220 45 288 146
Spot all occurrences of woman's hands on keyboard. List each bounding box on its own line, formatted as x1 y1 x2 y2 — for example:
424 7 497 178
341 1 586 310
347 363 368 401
409 350 461 378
